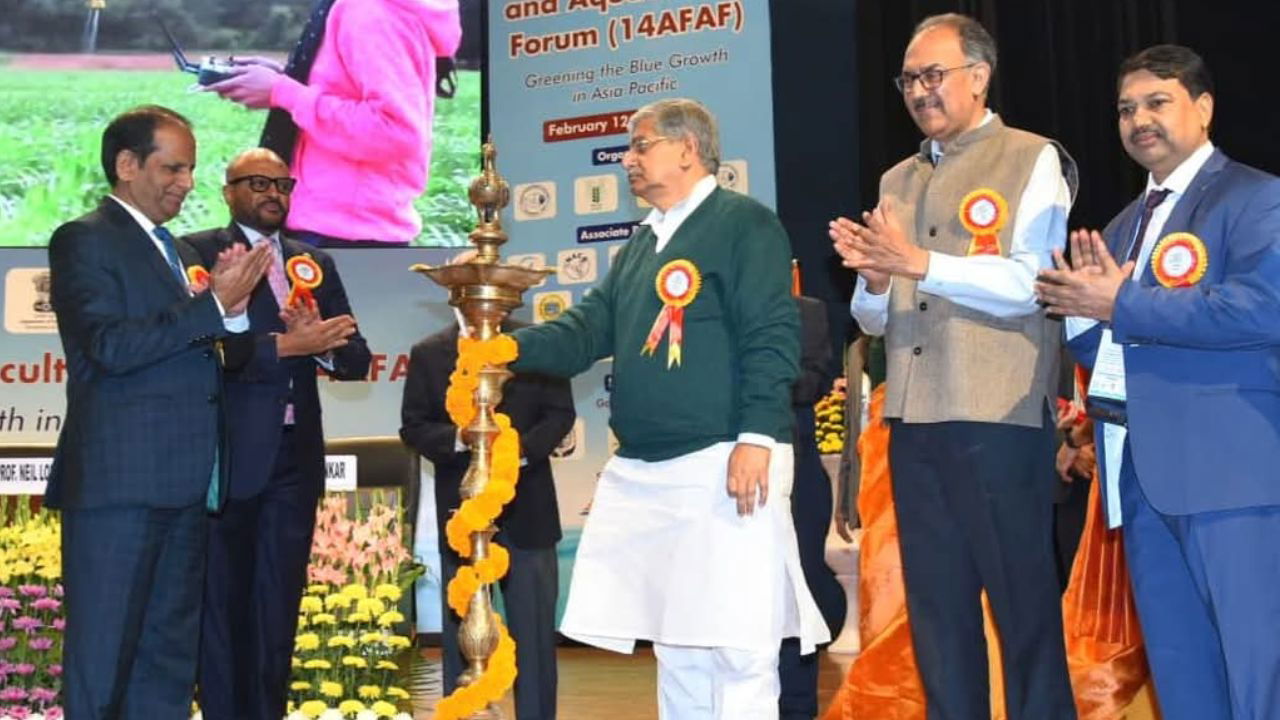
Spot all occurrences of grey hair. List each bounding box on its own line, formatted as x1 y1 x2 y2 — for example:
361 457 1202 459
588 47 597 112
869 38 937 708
913 13 998 77
628 98 721 174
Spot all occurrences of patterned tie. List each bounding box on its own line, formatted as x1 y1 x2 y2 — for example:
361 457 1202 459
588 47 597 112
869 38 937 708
260 0 337 163
255 236 291 308
1126 188 1173 264
152 226 187 287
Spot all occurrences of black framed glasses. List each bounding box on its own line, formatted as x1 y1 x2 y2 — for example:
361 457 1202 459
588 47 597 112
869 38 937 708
893 63 977 94
227 175 297 194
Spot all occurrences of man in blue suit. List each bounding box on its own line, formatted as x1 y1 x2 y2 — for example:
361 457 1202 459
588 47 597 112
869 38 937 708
184 148 371 720
1037 45 1280 719
48 105 271 718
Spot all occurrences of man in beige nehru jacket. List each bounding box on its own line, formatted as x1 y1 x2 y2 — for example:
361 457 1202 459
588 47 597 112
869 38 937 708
830 13 1078 720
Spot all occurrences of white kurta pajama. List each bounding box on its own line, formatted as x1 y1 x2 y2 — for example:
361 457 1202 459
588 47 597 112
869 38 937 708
560 442 830 718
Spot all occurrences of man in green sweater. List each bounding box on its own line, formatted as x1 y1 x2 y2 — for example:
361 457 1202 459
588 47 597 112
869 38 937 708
512 98 829 719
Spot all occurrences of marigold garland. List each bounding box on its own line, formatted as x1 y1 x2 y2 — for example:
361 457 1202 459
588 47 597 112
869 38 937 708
435 333 522 720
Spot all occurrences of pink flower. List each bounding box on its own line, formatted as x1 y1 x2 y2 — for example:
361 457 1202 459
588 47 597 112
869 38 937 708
0 686 29 701
13 662 36 675
0 597 21 614
17 585 47 598
0 587 14 597
29 687 57 703
52 584 63 598
0 636 17 651
11 616 41 632
4 704 31 719
47 664 62 677
52 618 65 631
31 598 60 612
28 636 54 651
46 706 64 720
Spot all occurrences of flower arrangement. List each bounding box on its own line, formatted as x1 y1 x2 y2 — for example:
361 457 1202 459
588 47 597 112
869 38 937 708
434 334 521 720
814 386 848 454
281 493 425 720
0 503 64 720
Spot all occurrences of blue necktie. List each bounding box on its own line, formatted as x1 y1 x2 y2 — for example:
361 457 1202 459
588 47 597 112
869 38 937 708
153 226 187 287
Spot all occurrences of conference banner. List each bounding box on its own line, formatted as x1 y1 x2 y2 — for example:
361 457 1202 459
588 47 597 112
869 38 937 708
487 0 779 619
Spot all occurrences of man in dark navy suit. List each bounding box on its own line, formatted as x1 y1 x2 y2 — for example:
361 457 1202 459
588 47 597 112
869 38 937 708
400 306 575 720
1038 45 1280 720
48 105 271 718
185 148 370 720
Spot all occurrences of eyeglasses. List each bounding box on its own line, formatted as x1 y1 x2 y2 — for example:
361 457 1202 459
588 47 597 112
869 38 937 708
227 175 297 194
627 136 672 155
893 63 977 94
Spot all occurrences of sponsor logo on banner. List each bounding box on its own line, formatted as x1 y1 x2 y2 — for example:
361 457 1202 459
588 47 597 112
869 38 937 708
716 159 749 193
0 457 52 495
514 181 557 221
557 248 598 285
574 174 619 215
324 455 357 492
507 253 551 288
577 221 640 244
550 418 586 461
534 291 573 323
4 268 58 334
591 144 630 166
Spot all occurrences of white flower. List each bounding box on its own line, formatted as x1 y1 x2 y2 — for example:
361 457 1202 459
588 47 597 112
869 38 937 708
286 712 307 720
320 711 344 720
392 714 413 720
356 712 378 720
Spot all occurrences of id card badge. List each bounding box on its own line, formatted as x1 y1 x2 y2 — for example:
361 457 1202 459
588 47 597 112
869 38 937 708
1086 329 1127 403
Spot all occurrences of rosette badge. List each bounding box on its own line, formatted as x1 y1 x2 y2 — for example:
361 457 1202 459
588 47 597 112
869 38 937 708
958 188 1009 256
1151 232 1208 288
285 254 324 307
641 259 701 368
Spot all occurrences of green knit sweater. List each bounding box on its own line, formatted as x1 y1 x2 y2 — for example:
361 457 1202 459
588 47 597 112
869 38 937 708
512 187 799 461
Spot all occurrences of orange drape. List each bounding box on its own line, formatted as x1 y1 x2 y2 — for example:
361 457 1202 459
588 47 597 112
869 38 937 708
823 386 1154 720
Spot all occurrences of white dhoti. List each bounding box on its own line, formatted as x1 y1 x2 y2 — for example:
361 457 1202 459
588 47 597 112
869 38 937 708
560 441 829 716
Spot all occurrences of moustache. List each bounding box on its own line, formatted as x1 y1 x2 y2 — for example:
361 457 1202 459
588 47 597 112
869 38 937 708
1130 126 1164 143
911 96 942 113
257 200 285 212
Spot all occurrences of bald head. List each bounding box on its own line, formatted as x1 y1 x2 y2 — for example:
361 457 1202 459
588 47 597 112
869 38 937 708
222 148 294 234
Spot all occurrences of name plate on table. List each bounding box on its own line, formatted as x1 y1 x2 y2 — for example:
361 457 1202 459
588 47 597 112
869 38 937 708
324 454 358 492
0 458 52 495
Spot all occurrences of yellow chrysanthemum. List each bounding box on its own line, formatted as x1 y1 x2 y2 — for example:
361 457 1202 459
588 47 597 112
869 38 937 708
307 584 330 595
370 700 398 718
356 597 386 616
324 593 354 611
326 634 356 649
299 699 328 718
341 583 369 600
310 612 338 625
303 659 332 670
319 680 343 698
385 635 412 649
297 614 308 628
289 680 312 691
295 633 321 651
357 685 382 699
376 610 405 628
298 595 324 613
373 584 402 602
347 612 373 624
341 655 368 668
385 686 410 700
291 656 302 668
375 660 399 671
338 700 366 715
360 631 385 645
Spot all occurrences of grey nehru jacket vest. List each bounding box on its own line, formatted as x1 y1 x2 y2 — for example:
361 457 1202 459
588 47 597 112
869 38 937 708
878 114 1079 428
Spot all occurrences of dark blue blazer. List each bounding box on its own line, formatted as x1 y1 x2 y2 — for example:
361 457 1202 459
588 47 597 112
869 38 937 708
1067 150 1280 515
183 224 371 499
47 197 230 510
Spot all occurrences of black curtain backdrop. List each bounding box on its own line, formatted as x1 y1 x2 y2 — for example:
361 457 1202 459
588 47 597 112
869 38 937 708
771 0 1280 358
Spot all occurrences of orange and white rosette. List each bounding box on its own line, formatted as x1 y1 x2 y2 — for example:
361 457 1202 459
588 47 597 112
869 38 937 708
641 259 701 368
285 254 323 307
185 265 210 293
958 188 1009 256
1151 232 1208 288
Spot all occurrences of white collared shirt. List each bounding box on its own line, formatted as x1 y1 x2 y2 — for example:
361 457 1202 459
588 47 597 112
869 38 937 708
108 195 246 332
641 174 719 253
638 173 776 450
849 111 1074 335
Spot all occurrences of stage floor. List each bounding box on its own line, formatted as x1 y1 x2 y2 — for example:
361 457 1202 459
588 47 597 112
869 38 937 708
407 646 852 718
